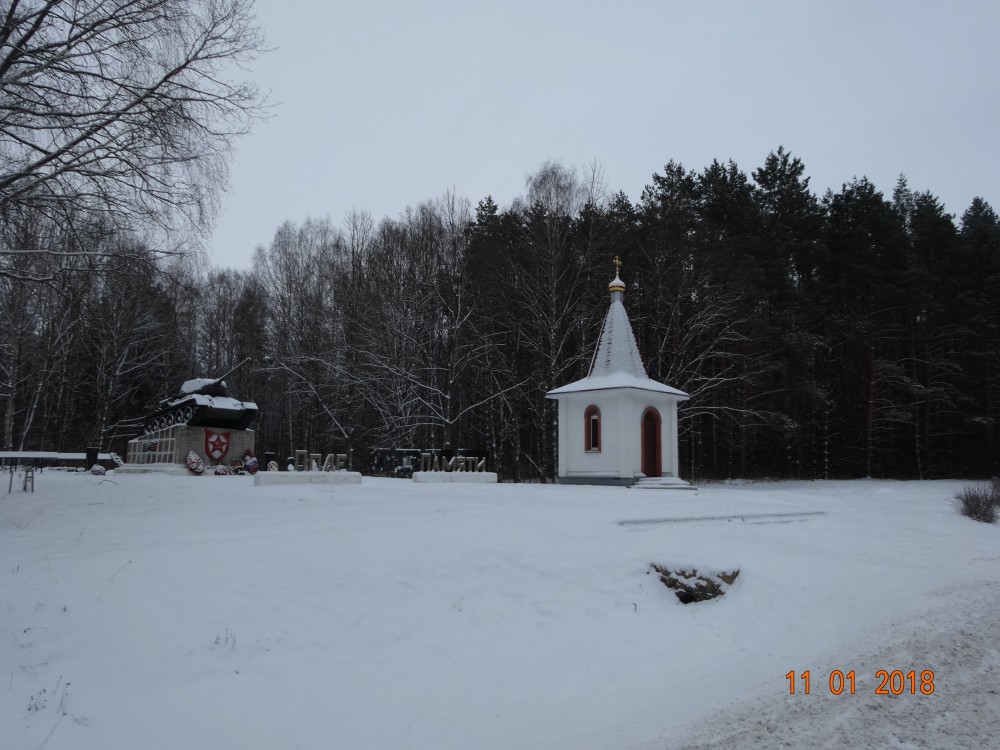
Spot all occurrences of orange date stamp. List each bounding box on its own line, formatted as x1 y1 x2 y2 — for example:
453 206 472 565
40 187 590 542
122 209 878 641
786 670 935 695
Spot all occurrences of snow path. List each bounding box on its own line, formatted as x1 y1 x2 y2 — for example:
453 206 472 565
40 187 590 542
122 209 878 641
638 578 1000 750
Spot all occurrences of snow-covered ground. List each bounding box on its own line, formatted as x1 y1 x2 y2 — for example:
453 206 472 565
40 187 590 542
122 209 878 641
1 473 997 749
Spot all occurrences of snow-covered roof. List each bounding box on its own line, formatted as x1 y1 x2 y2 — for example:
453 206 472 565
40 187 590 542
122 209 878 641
590 297 647 380
546 372 688 397
546 272 689 399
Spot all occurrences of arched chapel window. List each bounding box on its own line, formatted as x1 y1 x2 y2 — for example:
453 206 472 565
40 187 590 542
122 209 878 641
585 405 601 452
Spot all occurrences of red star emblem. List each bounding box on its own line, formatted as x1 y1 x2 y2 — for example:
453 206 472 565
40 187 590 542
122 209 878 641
204 430 231 461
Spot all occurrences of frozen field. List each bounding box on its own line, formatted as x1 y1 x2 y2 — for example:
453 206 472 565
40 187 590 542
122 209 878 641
1 473 998 749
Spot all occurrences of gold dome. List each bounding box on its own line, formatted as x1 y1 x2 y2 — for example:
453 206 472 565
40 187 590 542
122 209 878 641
608 255 625 292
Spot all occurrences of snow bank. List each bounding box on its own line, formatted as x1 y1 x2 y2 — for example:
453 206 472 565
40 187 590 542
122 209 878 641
638 579 1000 750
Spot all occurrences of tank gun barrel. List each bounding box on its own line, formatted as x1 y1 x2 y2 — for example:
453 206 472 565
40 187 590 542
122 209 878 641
210 356 253 386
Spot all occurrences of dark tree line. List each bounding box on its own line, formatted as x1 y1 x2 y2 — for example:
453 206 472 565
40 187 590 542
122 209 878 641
0 0 264 449
2 149 998 480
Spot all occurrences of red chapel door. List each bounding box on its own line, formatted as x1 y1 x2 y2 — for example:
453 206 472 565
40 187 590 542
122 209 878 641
641 408 661 478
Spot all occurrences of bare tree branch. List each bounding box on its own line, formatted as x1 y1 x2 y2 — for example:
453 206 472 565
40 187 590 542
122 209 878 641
0 0 267 255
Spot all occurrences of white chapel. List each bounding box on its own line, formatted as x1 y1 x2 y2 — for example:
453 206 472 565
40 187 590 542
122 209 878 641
546 260 693 489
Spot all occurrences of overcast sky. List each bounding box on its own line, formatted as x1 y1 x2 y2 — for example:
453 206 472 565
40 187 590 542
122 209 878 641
207 0 1000 269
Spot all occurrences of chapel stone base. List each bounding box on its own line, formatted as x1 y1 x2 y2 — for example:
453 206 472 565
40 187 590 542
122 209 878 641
558 475 634 487
557 474 696 489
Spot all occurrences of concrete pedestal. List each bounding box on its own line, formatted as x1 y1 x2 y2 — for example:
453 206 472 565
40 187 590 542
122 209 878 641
412 471 498 483
253 471 362 487
125 425 255 470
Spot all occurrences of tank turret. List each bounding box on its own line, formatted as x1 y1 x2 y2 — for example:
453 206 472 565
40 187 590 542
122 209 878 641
144 358 258 433
175 377 229 399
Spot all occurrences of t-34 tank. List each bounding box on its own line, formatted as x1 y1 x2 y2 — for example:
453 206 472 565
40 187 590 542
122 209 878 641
144 357 258 433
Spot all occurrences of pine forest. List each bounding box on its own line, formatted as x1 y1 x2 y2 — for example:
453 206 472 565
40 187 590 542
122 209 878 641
3 147 999 481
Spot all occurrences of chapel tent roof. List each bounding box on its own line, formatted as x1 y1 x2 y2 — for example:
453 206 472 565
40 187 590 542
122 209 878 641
546 263 689 399
589 295 648 380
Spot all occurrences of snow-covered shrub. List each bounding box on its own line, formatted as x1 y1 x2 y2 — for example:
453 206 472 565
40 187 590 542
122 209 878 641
90 464 106 476
954 482 1000 524
649 564 740 604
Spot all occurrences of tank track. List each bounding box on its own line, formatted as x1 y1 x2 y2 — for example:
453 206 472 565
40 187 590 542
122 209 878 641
143 398 257 433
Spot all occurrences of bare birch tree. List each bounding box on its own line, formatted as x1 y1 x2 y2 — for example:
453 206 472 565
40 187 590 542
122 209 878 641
0 0 266 273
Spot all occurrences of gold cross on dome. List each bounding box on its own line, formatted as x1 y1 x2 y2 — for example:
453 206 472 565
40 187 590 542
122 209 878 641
613 255 622 274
